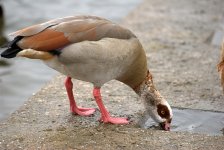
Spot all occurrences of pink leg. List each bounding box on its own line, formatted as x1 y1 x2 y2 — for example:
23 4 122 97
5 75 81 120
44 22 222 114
93 87 129 124
65 77 95 116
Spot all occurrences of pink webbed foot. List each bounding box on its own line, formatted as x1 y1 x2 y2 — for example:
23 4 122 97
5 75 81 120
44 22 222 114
99 116 129 124
70 106 96 116
93 87 129 125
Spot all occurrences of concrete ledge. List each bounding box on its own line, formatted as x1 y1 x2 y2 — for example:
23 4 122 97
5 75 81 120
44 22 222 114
0 76 223 149
1 0 224 149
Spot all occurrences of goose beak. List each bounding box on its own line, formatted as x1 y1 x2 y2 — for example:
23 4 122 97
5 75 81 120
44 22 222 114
159 121 171 131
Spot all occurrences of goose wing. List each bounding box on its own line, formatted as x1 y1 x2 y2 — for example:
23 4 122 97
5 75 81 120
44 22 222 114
12 15 135 52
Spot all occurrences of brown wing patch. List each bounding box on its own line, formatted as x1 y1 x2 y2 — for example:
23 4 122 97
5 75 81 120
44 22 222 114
10 15 110 37
54 20 136 43
14 15 136 52
54 20 106 33
157 104 170 119
17 29 70 51
9 23 55 37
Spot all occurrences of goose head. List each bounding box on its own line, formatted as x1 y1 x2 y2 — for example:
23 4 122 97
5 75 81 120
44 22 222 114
135 71 173 131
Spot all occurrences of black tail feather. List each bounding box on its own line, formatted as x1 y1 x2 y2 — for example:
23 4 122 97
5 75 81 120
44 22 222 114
1 36 23 59
1 47 22 58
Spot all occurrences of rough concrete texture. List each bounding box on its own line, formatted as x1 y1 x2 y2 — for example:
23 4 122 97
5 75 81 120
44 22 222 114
1 0 224 149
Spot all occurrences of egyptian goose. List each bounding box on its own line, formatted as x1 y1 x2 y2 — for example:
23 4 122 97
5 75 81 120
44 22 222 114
218 40 224 92
1 15 173 130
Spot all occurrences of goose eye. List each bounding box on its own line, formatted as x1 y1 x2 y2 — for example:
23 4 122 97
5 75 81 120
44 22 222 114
161 110 165 115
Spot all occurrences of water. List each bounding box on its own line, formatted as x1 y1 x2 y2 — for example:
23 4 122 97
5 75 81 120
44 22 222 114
0 0 141 120
141 108 224 136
